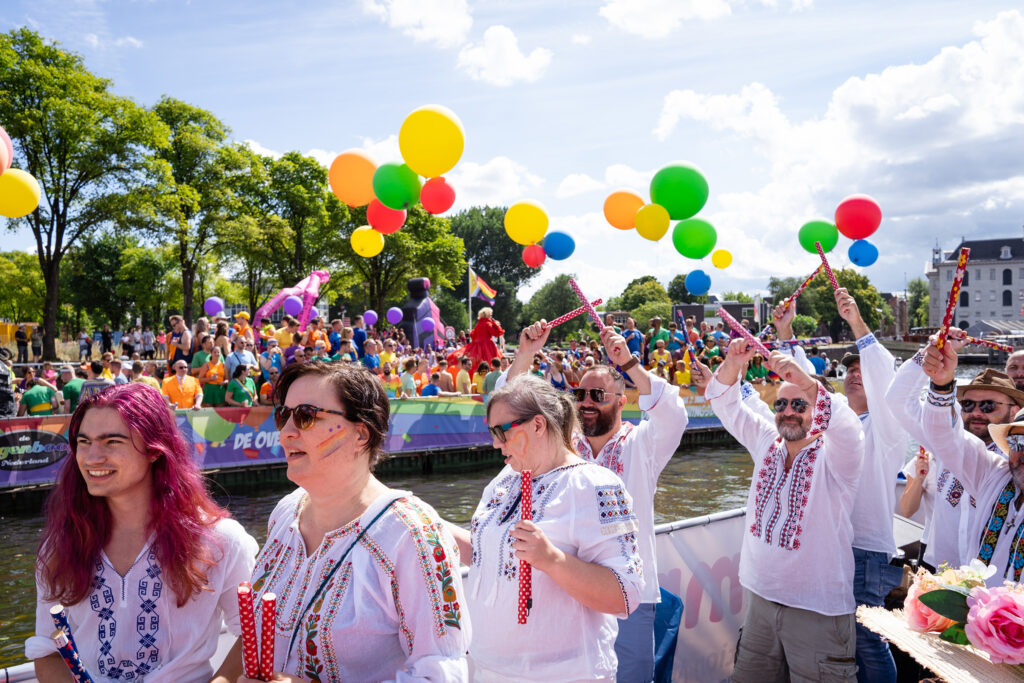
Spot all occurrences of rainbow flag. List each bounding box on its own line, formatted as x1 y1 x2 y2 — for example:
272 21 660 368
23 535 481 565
469 268 497 304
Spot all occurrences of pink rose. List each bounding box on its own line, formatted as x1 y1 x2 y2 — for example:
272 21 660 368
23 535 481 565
964 586 1024 665
905 581 956 633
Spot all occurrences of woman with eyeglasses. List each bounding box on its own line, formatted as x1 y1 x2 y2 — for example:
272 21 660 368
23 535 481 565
212 361 470 683
445 374 643 681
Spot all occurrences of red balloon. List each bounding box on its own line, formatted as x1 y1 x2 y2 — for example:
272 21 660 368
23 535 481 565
421 176 456 214
834 194 881 240
367 199 406 234
522 244 546 268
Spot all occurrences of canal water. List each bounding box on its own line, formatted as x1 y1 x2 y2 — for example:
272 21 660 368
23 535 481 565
0 446 753 668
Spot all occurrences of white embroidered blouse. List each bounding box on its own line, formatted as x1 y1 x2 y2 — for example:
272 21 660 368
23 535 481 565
465 461 643 682
26 518 258 683
706 376 865 616
249 488 470 682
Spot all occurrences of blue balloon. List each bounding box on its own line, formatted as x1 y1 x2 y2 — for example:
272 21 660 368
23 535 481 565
848 239 878 267
685 269 711 296
543 231 575 260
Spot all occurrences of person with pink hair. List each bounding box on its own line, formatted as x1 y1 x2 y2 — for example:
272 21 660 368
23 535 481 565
25 383 258 682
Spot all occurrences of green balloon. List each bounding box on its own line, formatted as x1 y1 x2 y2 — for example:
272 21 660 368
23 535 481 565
650 163 709 220
372 163 421 210
798 220 839 254
671 218 717 259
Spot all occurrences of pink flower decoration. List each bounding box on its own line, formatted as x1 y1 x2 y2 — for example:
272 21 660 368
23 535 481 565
964 586 1024 665
905 581 956 633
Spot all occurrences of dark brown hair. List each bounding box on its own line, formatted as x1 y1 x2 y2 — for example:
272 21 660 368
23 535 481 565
275 361 391 469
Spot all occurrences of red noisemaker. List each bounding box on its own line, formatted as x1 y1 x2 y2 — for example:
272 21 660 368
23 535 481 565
779 264 824 313
936 247 970 350
260 593 277 681
237 582 262 679
546 298 603 328
518 469 533 625
814 241 839 291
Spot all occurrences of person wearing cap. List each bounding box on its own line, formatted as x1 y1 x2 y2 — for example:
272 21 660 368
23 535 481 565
259 337 284 382
60 366 86 413
232 311 254 344
835 288 911 682
917 335 1024 585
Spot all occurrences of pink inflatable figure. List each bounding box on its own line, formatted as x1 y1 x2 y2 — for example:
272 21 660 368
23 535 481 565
254 270 331 332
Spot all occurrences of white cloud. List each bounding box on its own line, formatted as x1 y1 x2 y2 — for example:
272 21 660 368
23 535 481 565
457 25 552 86
113 36 143 48
244 139 283 159
83 33 99 48
571 33 592 45
650 9 1024 280
83 33 143 49
358 134 402 164
446 156 544 209
599 0 812 39
361 0 472 49
556 173 605 199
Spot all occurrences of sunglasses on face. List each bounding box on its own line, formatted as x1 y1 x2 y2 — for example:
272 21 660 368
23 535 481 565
571 388 621 403
489 417 530 443
1005 434 1024 451
773 397 810 414
960 399 1015 414
274 403 347 430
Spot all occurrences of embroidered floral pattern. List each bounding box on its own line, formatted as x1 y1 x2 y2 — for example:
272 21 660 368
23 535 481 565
749 437 821 550
574 424 634 476
977 479 1023 581
807 382 832 438
299 562 352 683
617 532 643 576
595 485 637 529
90 551 162 680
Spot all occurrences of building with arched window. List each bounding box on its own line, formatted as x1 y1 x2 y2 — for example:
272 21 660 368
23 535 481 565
926 237 1024 328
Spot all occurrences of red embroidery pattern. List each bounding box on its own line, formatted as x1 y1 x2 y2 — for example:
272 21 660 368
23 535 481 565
574 423 634 476
750 437 821 551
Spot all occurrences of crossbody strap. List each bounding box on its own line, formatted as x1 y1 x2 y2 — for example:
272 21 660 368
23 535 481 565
285 498 399 661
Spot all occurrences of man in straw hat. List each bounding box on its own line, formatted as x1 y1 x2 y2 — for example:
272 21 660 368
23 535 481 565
915 335 1024 585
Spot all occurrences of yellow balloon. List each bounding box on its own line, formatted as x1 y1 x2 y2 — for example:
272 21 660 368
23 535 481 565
351 225 385 258
635 203 670 241
399 105 465 178
504 200 548 245
0 168 40 218
711 249 733 268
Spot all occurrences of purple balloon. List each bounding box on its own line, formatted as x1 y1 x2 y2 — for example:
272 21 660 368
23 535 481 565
204 296 224 316
363 309 378 326
386 307 403 325
421 318 435 332
283 295 304 316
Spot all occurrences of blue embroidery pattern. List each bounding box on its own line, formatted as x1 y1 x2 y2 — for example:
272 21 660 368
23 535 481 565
595 485 636 526
91 551 162 680
926 389 955 407
856 334 877 350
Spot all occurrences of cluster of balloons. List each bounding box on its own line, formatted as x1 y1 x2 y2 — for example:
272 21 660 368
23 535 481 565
0 125 42 219
796 194 883 268
602 162 730 296
329 105 464 259
362 306 433 332
503 200 577 269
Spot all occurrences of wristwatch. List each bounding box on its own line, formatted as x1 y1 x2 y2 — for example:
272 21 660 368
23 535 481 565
620 357 639 372
929 378 956 393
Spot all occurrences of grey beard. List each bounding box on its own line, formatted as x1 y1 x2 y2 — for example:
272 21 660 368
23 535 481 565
777 420 808 442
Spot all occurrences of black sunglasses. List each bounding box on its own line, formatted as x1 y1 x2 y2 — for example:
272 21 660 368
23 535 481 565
571 388 622 403
489 418 530 443
960 399 1015 414
773 397 810 414
274 403 347 430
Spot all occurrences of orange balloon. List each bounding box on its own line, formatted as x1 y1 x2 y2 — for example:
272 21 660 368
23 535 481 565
329 150 376 207
603 190 645 230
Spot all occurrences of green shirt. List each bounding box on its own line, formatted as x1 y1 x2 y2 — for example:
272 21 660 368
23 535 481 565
61 378 85 412
745 365 768 381
227 377 257 405
192 350 211 369
20 385 56 415
647 327 670 351
483 370 502 395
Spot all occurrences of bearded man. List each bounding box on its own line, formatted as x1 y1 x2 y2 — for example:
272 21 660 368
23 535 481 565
706 338 864 682
507 319 689 682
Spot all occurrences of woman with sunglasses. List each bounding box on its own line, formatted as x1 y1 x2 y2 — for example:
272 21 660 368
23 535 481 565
446 374 643 681
212 361 469 683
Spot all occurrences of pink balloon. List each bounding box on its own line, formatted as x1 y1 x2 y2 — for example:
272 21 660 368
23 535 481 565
421 177 456 214
0 126 12 172
367 199 406 234
835 194 881 240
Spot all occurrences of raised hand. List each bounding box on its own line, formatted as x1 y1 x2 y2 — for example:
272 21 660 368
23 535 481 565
921 337 959 387
600 327 632 367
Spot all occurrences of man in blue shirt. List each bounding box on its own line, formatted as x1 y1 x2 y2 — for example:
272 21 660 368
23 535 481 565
420 373 441 396
352 314 368 359
362 338 381 374
622 317 643 357
328 319 343 354
808 347 828 374
259 339 284 382
225 336 257 381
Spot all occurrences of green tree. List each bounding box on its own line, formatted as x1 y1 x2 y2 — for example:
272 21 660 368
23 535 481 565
219 213 292 315
721 291 754 303
806 269 891 338
60 232 134 328
0 28 168 358
334 206 466 317
0 251 44 323
667 273 708 304
907 277 930 328
767 274 824 318
116 243 177 327
449 206 538 331
792 314 818 337
631 301 672 328
521 274 593 340
618 279 671 313
432 287 470 334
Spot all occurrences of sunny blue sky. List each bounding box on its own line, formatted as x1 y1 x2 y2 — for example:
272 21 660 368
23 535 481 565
3 0 1024 302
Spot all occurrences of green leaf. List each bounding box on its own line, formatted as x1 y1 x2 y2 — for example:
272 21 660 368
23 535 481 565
918 588 970 623
939 622 970 645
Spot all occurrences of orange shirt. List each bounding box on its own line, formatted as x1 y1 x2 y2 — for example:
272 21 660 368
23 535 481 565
162 374 202 408
202 361 224 384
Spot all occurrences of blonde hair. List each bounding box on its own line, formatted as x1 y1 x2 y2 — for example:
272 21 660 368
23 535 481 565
477 307 493 320
487 374 578 453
